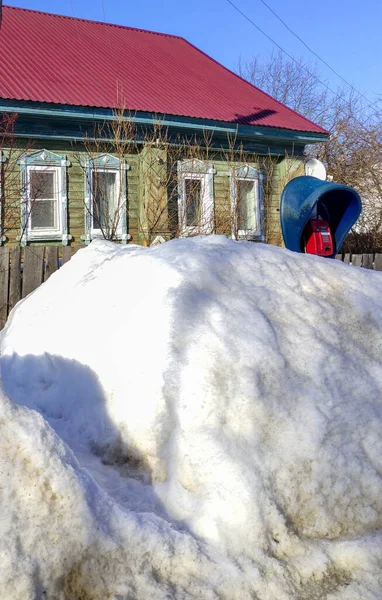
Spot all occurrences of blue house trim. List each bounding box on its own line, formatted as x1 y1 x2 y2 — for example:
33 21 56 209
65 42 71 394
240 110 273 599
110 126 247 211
0 99 327 154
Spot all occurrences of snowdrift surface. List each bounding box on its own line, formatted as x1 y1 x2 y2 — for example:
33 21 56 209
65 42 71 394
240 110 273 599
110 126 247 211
1 236 382 599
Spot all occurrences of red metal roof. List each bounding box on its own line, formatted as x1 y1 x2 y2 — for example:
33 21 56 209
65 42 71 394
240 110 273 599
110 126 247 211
0 6 326 134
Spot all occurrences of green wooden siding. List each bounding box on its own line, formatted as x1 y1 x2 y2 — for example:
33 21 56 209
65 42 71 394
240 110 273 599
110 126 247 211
1 140 303 247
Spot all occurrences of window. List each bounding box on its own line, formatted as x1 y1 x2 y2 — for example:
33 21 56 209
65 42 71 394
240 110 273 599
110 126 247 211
237 179 258 230
92 169 119 234
29 167 60 232
81 154 130 244
230 166 264 240
18 150 71 245
178 159 215 235
185 178 202 227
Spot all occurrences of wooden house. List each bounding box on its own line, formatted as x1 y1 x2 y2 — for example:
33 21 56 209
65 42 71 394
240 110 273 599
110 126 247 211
0 6 327 248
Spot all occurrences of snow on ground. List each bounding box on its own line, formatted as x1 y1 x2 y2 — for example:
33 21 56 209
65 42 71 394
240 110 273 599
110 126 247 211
1 236 382 599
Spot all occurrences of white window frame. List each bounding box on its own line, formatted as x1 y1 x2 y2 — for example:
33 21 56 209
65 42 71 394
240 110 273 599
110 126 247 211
90 167 121 238
229 165 265 241
177 159 215 236
81 154 130 244
26 165 62 239
18 150 71 246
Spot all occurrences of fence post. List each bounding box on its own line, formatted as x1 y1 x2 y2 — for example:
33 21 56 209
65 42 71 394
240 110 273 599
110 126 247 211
0 247 10 329
352 254 362 267
362 254 373 269
374 254 382 271
9 247 21 312
62 246 72 264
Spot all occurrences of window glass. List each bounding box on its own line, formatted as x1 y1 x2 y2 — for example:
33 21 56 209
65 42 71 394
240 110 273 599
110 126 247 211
30 171 55 200
92 171 116 230
29 170 57 230
185 178 201 227
31 200 56 229
237 180 257 230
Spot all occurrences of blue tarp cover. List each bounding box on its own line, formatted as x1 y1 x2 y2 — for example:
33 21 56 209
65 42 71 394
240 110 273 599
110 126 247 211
280 176 362 256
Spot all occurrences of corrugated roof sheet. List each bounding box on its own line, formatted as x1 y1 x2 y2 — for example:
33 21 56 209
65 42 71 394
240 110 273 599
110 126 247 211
0 6 327 134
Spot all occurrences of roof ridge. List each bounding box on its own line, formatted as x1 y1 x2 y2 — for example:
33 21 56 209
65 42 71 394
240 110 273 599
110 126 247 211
3 4 185 40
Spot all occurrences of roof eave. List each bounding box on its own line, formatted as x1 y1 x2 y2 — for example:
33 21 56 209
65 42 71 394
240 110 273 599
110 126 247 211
0 99 328 147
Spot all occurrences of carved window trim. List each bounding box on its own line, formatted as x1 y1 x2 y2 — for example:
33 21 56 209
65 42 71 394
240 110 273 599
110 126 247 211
177 159 216 236
18 149 71 246
229 165 265 241
81 154 130 244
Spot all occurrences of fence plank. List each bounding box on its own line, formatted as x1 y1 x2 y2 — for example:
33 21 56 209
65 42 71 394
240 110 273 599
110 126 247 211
352 254 362 267
22 247 44 298
344 253 351 264
374 254 382 271
335 254 343 261
0 247 10 329
62 246 72 264
44 247 58 281
362 254 373 269
9 247 21 311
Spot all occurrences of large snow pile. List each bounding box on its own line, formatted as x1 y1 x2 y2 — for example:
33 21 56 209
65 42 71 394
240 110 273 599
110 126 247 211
1 236 382 599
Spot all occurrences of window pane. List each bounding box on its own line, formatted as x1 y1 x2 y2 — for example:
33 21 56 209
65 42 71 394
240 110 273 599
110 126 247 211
185 178 201 227
30 200 56 230
30 171 55 200
237 180 257 230
93 171 116 230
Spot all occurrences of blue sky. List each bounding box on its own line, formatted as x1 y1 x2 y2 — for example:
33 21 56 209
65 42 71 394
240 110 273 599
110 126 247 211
5 0 382 106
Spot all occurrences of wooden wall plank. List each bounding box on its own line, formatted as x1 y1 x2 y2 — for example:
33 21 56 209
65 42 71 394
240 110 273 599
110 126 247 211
344 253 351 264
374 254 382 271
22 247 44 298
0 247 10 329
44 246 58 281
335 254 343 260
9 247 21 311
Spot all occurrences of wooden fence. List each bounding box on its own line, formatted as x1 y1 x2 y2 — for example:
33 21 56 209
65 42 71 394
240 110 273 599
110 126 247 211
0 246 77 329
1 247 382 330
335 253 382 270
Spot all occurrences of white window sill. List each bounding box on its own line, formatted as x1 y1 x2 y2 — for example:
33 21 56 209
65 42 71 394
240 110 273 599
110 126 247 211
19 232 63 241
236 230 264 241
